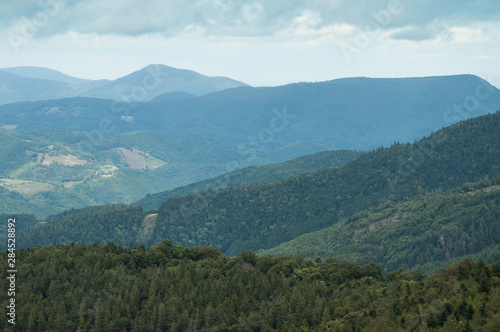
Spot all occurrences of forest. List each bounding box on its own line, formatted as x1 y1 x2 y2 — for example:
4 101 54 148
1 241 499 331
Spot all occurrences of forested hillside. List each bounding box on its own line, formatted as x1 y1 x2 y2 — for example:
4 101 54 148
261 178 500 274
1 242 500 331
150 112 500 255
17 112 500 275
137 149 362 211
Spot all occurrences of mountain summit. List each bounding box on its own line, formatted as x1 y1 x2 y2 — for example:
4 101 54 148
82 64 249 101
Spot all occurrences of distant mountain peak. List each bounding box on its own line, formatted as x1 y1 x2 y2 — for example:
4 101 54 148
0 64 249 105
83 64 249 100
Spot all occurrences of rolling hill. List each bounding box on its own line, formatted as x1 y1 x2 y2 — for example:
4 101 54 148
0 129 253 218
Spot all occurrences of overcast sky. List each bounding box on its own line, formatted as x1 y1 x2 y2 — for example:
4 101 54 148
1 0 499 87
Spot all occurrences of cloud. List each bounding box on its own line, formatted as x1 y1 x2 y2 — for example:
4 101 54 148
0 0 499 40
390 27 438 42
448 26 490 43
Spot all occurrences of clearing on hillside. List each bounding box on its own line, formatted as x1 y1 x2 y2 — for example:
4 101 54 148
38 152 88 166
0 178 55 194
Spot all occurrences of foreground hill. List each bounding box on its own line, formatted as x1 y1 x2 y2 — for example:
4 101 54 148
1 242 499 330
2 75 499 152
18 112 500 273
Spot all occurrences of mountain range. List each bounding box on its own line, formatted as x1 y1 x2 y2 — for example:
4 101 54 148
1 65 499 275
0 65 248 105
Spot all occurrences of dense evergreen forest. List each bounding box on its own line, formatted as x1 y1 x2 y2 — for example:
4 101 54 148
136 149 362 211
261 177 500 273
1 242 500 331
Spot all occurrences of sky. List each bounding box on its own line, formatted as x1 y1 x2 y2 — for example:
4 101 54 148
0 0 499 87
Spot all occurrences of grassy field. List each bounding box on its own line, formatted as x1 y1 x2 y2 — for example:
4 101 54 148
38 152 88 166
0 178 55 194
113 147 166 170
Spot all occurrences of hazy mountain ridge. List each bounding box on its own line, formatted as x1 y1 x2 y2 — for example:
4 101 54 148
80 64 249 101
0 65 249 105
2 74 498 152
0 66 89 84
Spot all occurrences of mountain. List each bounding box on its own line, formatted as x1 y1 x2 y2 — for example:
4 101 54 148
0 66 89 84
17 112 500 269
82 64 249 101
137 149 362 211
2 74 499 151
2 241 499 330
137 75 500 150
0 65 248 105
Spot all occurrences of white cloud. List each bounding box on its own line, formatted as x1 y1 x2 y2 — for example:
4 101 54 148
448 27 490 44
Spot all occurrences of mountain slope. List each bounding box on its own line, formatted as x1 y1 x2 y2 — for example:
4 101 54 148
17 112 500 260
260 179 500 273
147 111 500 255
138 75 500 150
136 149 362 211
